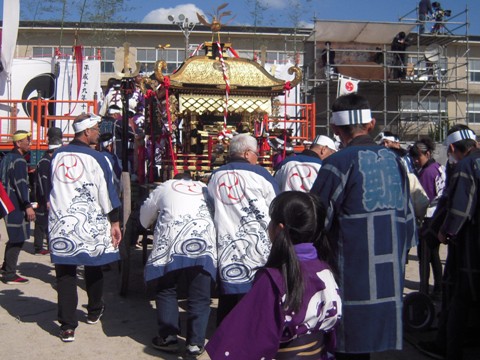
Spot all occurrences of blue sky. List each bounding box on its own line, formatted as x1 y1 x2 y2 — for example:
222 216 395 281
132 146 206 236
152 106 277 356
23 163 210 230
128 0 478 35
1 0 479 35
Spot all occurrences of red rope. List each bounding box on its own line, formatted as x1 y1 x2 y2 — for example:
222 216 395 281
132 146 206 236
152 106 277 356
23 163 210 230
282 82 291 158
216 42 232 141
163 76 178 176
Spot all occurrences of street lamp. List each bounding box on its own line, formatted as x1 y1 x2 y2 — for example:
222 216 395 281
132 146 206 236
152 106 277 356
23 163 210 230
168 14 197 60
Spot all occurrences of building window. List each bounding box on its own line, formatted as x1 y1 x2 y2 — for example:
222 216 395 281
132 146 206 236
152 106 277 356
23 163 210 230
97 47 115 73
32 47 54 58
468 96 480 123
469 59 480 83
400 95 446 118
137 48 158 72
137 48 186 75
32 46 114 72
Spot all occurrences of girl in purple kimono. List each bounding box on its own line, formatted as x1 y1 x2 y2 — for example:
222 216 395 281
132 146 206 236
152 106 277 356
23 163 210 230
206 191 342 360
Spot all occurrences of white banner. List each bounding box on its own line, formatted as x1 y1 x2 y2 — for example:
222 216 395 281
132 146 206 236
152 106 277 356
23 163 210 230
0 58 102 138
264 61 301 136
0 0 20 96
337 75 360 97
54 58 102 134
0 58 52 138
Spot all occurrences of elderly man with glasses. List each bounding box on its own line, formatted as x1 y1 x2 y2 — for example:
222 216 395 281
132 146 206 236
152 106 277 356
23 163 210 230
207 133 279 325
49 113 122 342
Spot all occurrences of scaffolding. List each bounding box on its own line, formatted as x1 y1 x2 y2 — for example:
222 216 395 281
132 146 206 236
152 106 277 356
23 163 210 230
303 6 470 142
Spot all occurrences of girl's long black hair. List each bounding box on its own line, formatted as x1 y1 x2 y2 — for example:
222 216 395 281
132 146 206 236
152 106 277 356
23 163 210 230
265 191 330 313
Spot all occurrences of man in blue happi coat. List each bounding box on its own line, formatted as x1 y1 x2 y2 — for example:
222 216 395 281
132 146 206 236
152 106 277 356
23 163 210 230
0 130 36 284
417 124 480 360
311 94 417 359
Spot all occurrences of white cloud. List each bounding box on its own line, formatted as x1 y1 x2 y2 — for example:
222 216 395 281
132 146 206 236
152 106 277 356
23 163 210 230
142 4 205 24
298 20 314 28
260 0 288 9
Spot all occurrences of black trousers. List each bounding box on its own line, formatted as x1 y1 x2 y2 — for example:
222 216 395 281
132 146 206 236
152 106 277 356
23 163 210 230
55 264 104 330
216 293 245 326
2 242 24 279
33 222 48 252
435 273 480 360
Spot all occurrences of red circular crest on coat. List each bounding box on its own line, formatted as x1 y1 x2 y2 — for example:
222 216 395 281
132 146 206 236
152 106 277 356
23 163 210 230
54 154 85 183
172 180 203 195
286 164 317 191
215 172 246 205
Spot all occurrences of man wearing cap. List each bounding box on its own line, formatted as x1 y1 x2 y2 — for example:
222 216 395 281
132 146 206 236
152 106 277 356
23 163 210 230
417 124 480 360
379 131 415 173
274 135 336 192
0 130 36 284
33 127 63 255
49 113 122 342
311 94 417 359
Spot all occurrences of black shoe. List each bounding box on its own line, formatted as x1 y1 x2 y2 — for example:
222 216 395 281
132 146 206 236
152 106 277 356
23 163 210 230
59 329 75 342
86 306 104 324
151 335 179 353
416 341 445 360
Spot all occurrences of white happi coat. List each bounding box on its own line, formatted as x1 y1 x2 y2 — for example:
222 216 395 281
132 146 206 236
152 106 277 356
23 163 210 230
207 159 279 295
274 153 323 192
140 179 217 282
49 141 121 266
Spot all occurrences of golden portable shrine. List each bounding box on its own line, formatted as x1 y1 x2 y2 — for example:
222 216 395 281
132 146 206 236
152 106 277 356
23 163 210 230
139 41 314 181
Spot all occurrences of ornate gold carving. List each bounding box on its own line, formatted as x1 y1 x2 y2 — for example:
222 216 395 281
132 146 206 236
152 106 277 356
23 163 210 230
287 66 302 88
170 57 284 88
179 94 272 114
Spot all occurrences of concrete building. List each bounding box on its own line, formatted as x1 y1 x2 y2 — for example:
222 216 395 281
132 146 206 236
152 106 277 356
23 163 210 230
6 12 480 139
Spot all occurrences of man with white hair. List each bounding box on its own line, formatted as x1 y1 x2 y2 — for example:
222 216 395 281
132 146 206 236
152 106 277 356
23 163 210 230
274 135 336 192
311 94 417 359
207 133 279 324
49 113 122 342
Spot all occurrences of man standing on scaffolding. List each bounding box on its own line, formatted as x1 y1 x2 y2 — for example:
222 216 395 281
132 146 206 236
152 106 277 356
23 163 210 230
419 0 433 34
391 32 409 79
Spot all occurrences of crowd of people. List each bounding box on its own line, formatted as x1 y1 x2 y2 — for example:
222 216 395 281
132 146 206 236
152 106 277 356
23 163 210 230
0 92 479 360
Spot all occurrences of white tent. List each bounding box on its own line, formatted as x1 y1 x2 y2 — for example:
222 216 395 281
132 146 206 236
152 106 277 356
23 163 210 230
309 20 416 44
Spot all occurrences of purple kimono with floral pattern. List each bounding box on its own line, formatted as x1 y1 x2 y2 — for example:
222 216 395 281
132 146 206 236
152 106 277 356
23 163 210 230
206 244 342 360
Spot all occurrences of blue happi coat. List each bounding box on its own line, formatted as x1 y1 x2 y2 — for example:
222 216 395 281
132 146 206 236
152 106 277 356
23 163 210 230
0 149 31 243
311 135 417 353
49 140 121 266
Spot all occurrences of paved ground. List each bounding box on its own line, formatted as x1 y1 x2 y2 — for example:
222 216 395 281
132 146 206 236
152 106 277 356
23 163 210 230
1 221 479 360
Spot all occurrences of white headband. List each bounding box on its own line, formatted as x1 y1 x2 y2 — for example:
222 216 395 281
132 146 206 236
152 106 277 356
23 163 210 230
108 107 122 115
101 138 114 148
73 114 101 133
446 129 477 147
48 143 62 150
331 109 372 126
380 133 399 143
